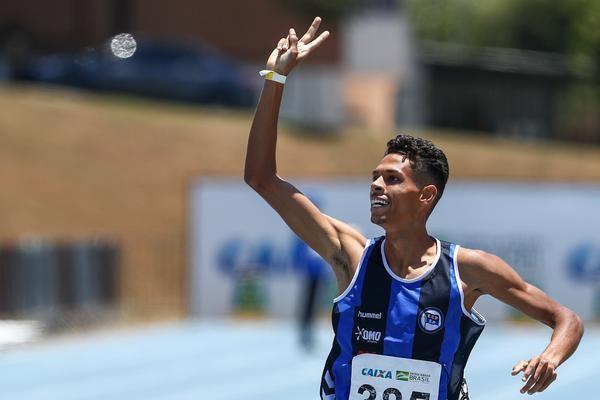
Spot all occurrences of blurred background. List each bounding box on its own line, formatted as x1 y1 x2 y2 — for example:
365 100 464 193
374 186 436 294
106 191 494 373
0 0 599 399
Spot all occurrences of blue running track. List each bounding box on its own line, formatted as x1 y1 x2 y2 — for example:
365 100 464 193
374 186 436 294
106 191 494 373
0 320 597 400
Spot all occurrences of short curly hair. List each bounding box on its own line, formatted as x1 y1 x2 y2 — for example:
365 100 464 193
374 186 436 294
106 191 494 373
385 134 449 204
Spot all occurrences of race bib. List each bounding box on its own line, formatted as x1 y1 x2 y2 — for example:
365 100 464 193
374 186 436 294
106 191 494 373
349 353 441 400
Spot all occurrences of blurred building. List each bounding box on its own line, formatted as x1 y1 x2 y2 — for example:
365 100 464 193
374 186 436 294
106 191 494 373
3 0 591 139
0 0 338 61
420 42 588 139
0 0 400 131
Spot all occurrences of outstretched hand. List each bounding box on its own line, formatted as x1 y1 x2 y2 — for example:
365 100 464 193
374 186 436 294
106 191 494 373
266 16 330 76
511 356 558 395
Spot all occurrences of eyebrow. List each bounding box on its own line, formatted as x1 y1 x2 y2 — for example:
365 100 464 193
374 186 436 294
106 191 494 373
372 168 403 175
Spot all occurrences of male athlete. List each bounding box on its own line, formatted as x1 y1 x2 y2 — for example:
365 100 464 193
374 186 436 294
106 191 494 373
244 17 583 400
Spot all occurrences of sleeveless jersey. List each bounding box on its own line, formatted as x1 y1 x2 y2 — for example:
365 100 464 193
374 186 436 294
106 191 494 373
320 237 485 400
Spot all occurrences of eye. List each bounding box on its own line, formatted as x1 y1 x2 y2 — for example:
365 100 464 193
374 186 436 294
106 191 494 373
388 175 401 182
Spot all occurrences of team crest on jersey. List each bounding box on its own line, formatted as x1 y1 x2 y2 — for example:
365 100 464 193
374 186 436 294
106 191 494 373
418 307 444 333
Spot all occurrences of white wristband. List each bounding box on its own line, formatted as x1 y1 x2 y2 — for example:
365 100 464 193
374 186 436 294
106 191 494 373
259 70 286 84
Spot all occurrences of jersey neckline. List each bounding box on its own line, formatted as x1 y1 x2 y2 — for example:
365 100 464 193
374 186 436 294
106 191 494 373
380 237 442 283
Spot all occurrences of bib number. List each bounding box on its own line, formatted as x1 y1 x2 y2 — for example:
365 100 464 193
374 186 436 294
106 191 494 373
350 354 441 400
355 384 430 400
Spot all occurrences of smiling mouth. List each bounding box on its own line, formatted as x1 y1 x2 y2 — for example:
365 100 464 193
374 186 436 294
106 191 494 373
370 198 389 208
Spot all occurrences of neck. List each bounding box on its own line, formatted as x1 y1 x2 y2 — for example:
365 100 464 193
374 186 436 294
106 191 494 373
383 225 437 278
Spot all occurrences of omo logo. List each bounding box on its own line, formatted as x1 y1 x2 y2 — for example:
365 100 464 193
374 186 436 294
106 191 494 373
418 307 444 333
354 325 382 343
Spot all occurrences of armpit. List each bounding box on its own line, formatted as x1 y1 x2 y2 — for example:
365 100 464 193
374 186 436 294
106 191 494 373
331 250 352 282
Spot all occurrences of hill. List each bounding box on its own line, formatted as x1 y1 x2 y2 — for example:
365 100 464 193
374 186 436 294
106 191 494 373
1 84 599 320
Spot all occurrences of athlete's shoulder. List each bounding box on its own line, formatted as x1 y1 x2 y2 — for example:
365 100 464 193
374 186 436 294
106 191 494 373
456 246 518 292
457 246 506 270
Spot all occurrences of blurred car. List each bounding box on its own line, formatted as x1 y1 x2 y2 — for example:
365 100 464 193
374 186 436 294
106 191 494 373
23 39 256 107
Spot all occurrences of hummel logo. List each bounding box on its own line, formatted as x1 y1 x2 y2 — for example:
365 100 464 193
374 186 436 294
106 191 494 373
358 310 382 320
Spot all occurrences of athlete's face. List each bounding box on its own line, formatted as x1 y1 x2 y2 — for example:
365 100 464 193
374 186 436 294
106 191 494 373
370 154 437 228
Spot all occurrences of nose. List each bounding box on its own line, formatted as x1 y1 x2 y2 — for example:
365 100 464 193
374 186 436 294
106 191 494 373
371 176 384 194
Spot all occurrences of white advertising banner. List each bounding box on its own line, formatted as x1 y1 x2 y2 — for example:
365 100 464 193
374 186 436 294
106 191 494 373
189 179 600 321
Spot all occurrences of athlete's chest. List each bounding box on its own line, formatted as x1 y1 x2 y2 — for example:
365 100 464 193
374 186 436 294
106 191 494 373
336 278 449 351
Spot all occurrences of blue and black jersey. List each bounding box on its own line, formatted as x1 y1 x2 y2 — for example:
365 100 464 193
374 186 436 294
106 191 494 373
320 237 485 400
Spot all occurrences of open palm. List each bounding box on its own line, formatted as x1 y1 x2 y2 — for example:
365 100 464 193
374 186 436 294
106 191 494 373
266 17 330 76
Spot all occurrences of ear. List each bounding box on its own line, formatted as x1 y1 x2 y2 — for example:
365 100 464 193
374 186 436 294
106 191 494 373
419 184 438 208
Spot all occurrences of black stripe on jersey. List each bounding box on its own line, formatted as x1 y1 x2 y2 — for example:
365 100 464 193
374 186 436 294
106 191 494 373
411 242 452 362
320 303 342 398
447 314 485 400
352 238 391 356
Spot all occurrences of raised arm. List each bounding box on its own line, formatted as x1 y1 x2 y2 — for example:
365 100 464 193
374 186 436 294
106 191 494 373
244 17 366 292
458 248 584 395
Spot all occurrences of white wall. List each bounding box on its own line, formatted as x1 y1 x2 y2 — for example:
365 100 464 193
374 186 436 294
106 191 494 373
189 179 600 321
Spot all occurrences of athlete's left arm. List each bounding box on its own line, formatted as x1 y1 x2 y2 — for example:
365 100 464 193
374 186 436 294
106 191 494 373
458 248 584 395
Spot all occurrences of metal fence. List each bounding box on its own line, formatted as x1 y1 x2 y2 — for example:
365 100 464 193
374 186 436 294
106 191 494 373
0 239 119 319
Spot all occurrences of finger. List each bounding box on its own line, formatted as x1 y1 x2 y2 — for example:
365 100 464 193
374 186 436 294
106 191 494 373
511 360 528 376
521 367 539 393
304 30 330 52
276 38 287 51
289 28 298 54
521 375 537 394
521 361 548 394
530 367 552 394
511 366 523 376
528 365 553 394
300 16 322 43
520 358 539 393
280 34 290 52
532 359 548 382
538 371 557 393
523 357 538 381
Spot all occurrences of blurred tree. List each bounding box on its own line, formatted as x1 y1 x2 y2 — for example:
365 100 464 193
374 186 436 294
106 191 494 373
283 0 600 141
406 0 600 59
407 0 600 142
406 0 511 48
504 0 597 55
